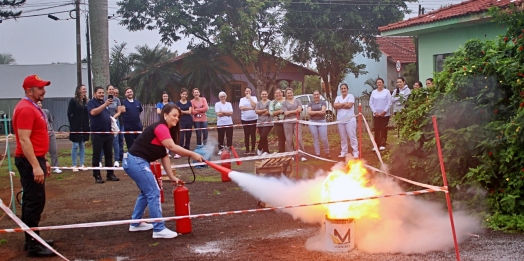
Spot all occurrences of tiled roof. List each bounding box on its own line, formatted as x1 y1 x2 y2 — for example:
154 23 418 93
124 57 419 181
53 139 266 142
379 0 523 32
376 37 416 63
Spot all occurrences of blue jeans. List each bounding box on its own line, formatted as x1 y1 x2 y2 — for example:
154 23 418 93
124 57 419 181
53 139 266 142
194 121 208 145
71 139 85 166
308 120 329 155
124 153 165 232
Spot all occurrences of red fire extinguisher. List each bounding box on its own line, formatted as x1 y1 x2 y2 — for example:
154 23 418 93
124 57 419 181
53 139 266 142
150 162 164 203
174 182 191 234
220 149 232 182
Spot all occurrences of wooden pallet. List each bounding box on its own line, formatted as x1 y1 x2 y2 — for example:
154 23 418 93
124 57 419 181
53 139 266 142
255 157 293 177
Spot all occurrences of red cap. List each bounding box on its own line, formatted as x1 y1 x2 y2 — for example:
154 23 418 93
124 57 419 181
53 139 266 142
22 75 51 90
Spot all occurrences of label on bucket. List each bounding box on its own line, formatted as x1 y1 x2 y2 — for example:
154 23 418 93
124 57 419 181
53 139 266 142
325 218 354 252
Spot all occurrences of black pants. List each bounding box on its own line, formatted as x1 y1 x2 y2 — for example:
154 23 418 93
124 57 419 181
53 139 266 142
257 126 273 153
217 125 233 149
179 120 193 150
373 116 390 147
273 123 286 153
92 134 114 177
15 156 47 243
241 120 257 152
124 133 140 151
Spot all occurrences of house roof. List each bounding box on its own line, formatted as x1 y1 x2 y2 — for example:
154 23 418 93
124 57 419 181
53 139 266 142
376 37 416 63
379 0 523 32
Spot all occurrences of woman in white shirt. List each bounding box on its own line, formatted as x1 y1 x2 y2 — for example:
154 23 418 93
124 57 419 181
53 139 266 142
215 91 234 155
333 83 359 158
369 78 392 151
239 87 258 155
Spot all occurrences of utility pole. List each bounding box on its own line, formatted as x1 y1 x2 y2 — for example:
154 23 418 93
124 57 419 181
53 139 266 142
86 13 93 98
89 0 110 89
75 0 82 86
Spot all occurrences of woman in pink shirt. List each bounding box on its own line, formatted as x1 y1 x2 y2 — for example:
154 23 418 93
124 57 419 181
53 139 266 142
191 88 209 146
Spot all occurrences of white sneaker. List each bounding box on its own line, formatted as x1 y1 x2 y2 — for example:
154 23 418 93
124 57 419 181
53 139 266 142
372 147 376 152
152 228 178 239
262 152 269 156
114 161 120 167
257 149 262 156
217 149 223 155
129 222 154 232
80 165 87 170
99 162 103 168
379 146 386 151
338 154 346 158
301 157 307 162
72 166 79 172
174 154 181 159
53 168 62 174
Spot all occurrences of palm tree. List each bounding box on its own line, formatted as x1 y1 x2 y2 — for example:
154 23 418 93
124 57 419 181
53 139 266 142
181 46 233 98
127 44 180 103
0 53 16 64
109 42 131 89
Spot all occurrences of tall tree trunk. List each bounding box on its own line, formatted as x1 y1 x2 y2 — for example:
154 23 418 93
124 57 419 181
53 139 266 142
89 0 110 89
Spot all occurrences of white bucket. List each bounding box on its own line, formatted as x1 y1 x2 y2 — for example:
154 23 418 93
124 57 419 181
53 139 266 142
324 216 355 252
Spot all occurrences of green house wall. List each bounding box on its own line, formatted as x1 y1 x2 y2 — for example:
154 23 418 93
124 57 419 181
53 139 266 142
418 21 505 82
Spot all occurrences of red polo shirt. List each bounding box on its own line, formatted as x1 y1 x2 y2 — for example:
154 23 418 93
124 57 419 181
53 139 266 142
13 98 49 157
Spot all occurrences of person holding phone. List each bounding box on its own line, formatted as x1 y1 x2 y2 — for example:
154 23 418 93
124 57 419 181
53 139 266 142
101 85 124 167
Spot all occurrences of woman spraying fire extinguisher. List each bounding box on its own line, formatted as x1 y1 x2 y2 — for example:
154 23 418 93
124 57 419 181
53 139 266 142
124 104 203 239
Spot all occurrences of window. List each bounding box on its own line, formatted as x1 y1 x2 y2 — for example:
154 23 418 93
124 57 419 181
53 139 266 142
232 84 242 101
434 53 453 72
298 96 310 104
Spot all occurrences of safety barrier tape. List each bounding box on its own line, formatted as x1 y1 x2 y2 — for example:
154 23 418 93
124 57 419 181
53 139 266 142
298 150 443 191
0 187 446 234
58 115 362 135
54 151 299 171
0 200 68 260
361 116 384 166
0 134 15 222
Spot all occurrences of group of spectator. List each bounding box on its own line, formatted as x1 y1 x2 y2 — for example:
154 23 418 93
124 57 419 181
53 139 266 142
369 77 434 151
66 84 143 183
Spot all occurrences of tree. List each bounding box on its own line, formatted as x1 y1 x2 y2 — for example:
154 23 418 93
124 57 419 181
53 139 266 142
109 42 131 89
0 53 15 64
117 0 286 96
390 6 524 231
89 0 110 89
127 44 180 104
180 46 233 98
0 0 25 19
282 0 413 99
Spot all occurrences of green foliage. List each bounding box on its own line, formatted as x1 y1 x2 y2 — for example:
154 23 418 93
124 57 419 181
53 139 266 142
0 0 25 19
403 63 418 87
127 44 180 103
486 212 524 232
109 42 131 89
0 53 15 64
391 6 524 231
282 0 414 99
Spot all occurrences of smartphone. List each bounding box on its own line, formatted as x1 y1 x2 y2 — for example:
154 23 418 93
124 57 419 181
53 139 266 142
108 95 114 99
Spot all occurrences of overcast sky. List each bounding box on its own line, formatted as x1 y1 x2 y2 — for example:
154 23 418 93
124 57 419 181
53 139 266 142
0 0 464 65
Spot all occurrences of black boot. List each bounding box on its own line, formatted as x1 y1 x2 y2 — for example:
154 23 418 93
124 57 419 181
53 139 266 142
106 173 120 181
24 240 54 251
94 175 105 183
26 239 56 257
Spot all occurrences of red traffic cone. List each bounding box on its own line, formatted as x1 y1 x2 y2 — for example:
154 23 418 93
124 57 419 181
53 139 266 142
205 160 232 182
230 146 242 166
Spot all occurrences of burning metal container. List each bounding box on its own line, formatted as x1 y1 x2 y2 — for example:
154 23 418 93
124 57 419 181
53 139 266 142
324 215 355 252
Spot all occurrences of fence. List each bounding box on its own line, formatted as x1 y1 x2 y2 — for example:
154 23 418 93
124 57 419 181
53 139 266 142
140 97 396 129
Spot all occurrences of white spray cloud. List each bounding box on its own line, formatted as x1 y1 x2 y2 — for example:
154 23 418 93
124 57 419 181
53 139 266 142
228 163 481 254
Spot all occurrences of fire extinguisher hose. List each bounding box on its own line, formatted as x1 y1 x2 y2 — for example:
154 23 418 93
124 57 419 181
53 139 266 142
183 157 197 184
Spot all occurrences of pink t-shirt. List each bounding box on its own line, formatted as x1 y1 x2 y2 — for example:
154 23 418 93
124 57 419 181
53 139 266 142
151 124 172 146
191 97 208 122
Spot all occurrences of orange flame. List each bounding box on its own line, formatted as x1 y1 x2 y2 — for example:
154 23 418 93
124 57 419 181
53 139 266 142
321 160 380 220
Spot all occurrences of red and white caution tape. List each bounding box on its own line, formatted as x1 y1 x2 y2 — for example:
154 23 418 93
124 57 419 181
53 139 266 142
0 187 446 234
0 199 69 260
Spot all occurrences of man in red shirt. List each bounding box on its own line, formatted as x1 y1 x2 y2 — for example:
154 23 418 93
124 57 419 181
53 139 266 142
13 75 56 257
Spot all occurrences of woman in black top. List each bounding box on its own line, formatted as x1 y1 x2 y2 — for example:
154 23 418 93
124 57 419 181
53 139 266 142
124 104 203 239
67 84 90 171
